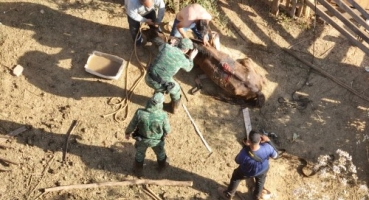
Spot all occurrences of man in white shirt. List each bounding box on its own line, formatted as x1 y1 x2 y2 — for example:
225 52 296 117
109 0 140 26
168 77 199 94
125 0 165 45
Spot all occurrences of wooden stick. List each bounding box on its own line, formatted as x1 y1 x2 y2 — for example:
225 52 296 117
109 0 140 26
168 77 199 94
0 144 11 149
42 179 193 193
143 185 162 200
182 104 212 153
7 126 29 137
0 156 19 165
62 120 79 162
142 188 159 200
27 155 55 200
0 168 11 172
282 48 369 103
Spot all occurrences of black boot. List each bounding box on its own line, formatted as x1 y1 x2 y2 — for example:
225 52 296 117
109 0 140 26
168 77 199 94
157 156 168 172
133 160 144 177
171 97 181 114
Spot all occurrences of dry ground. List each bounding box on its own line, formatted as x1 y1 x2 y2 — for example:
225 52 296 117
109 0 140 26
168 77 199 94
0 0 369 199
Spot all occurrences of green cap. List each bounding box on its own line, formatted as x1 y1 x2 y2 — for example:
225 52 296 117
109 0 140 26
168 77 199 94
151 92 164 105
179 38 193 50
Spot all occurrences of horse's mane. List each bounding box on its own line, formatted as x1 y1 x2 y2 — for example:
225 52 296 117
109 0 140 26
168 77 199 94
192 42 213 58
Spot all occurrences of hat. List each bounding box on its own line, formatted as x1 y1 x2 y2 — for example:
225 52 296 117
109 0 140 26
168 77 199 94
249 130 261 144
178 38 193 50
150 92 164 105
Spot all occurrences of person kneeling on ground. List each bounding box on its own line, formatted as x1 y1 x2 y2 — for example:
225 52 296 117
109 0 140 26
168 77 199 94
125 92 170 176
145 38 198 114
218 130 278 200
170 3 213 47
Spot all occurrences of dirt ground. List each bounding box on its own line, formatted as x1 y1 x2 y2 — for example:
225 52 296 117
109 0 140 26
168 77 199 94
1 0 369 199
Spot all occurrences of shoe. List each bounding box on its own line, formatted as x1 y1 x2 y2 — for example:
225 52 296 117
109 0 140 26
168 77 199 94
157 156 169 172
254 188 271 200
171 96 181 114
133 160 144 177
259 188 271 199
217 187 232 200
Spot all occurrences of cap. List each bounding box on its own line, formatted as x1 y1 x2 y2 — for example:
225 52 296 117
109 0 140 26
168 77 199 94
249 130 261 144
150 92 164 105
178 38 193 50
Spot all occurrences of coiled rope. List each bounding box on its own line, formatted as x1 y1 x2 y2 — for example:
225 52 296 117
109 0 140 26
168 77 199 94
102 24 152 122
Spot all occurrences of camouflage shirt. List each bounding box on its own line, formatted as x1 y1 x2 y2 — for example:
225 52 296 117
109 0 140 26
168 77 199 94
125 101 170 140
149 43 194 82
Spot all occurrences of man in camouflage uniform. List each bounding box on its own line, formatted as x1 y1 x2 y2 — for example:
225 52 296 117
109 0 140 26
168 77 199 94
125 92 170 176
145 38 198 113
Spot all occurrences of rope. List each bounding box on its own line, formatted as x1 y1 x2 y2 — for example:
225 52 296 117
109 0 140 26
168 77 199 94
102 25 152 122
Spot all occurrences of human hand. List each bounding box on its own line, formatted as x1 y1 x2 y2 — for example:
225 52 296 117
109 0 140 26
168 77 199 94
203 38 210 47
161 134 169 141
260 135 270 143
189 49 198 60
145 19 155 26
242 138 251 146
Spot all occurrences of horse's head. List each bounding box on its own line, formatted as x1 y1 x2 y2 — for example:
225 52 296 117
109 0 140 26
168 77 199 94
142 28 167 47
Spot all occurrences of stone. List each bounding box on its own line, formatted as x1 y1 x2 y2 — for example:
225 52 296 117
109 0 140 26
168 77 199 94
13 65 23 77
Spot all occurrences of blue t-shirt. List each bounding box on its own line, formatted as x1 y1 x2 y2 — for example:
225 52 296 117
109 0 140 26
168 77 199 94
235 143 278 177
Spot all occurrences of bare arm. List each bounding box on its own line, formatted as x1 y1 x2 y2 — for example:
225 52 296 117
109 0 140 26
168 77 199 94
176 22 188 38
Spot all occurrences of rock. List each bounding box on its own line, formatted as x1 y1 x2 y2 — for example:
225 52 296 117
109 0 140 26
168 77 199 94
12 65 23 77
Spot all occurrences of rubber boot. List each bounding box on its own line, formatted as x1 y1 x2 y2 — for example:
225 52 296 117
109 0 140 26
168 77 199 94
171 97 181 114
157 156 168 172
133 160 144 177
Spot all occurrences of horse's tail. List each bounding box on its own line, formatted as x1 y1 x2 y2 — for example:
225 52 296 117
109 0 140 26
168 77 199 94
256 91 265 108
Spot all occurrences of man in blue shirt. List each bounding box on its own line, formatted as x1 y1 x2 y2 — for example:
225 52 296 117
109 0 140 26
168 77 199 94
218 130 278 200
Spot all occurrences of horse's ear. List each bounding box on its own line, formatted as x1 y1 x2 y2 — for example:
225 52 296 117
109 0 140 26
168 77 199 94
237 58 251 66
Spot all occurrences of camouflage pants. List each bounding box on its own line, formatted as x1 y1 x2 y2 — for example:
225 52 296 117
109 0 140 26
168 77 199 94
134 139 166 163
145 74 181 101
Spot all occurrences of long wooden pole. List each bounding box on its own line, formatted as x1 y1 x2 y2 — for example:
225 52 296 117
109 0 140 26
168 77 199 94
182 104 212 153
42 179 193 193
282 48 369 103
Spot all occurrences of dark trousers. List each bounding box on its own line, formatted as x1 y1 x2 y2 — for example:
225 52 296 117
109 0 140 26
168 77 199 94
127 10 157 45
226 166 268 198
169 18 203 39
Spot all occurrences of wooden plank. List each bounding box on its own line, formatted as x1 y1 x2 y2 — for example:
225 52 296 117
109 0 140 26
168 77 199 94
303 1 311 18
290 0 298 17
346 0 369 20
305 0 369 55
316 0 369 44
271 0 280 15
242 108 252 139
334 0 369 31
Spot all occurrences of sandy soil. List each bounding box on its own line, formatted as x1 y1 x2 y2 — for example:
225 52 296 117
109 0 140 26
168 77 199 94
0 0 368 199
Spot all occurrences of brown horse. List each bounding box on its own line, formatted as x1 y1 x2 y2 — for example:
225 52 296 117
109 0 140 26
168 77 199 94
143 29 266 107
